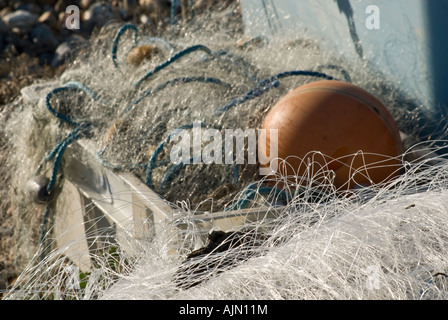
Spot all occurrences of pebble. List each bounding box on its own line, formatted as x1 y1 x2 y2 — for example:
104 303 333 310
82 2 120 31
38 10 59 30
0 0 196 67
51 35 86 68
0 1 232 68
3 9 37 33
30 24 60 51
14 3 42 16
80 0 95 9
0 6 12 18
51 41 71 68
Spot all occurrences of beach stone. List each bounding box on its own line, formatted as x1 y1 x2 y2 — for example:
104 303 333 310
51 35 85 67
51 41 70 67
0 7 13 19
79 0 94 9
3 10 37 33
38 10 59 29
139 13 150 25
15 3 42 16
7 32 32 52
82 2 120 31
30 24 59 51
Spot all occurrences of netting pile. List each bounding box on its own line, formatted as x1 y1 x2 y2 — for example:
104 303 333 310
3 4 448 300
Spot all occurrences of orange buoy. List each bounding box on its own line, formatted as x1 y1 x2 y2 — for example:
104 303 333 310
259 80 403 190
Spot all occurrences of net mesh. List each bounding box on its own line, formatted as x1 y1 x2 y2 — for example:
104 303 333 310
2 3 448 300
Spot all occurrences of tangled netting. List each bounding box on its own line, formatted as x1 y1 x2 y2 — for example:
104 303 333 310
4 4 448 300
5 146 448 300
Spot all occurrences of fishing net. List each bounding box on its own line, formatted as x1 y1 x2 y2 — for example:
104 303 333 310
2 3 448 300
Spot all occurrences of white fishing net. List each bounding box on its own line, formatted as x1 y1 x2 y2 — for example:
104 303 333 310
2 3 448 300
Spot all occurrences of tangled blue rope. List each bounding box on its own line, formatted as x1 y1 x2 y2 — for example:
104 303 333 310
112 23 138 68
145 123 205 189
133 44 214 88
225 183 291 211
132 43 270 88
147 123 241 193
214 70 336 116
112 23 264 88
112 22 177 69
41 82 101 195
45 82 103 127
35 23 352 261
121 76 231 116
40 23 349 205
43 123 93 193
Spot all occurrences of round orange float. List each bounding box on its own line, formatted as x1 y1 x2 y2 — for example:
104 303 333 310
259 80 403 190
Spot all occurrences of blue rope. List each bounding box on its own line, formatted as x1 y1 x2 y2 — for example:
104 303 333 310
97 75 232 171
160 158 193 192
45 87 82 126
158 141 241 193
63 81 103 101
38 123 92 262
34 23 351 263
145 123 202 188
214 70 336 116
138 69 336 190
45 83 103 127
133 45 213 88
42 82 101 196
49 124 92 193
40 23 343 207
110 25 341 195
112 23 139 68
122 76 231 115
316 64 351 82
133 44 265 88
225 183 290 211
